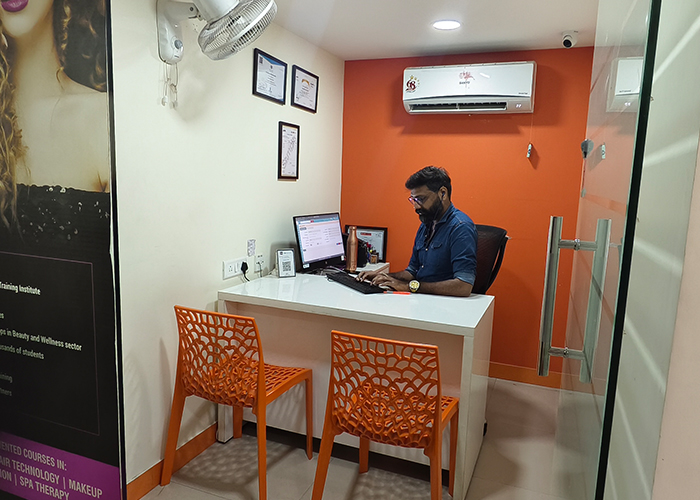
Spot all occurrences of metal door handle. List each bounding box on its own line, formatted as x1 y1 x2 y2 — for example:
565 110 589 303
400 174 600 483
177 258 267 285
537 216 611 383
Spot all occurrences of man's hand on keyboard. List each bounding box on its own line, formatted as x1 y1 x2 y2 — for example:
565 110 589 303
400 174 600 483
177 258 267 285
371 273 410 292
356 270 380 282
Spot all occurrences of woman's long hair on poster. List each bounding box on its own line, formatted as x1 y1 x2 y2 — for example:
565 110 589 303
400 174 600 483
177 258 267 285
0 0 106 229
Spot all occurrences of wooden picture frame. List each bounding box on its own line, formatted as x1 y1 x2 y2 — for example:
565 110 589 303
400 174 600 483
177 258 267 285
291 65 319 113
278 122 300 179
253 48 287 105
345 226 388 262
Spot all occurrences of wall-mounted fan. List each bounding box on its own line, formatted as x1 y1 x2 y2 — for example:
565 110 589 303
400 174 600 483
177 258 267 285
157 0 277 64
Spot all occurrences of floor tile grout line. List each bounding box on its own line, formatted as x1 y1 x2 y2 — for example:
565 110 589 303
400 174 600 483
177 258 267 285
297 481 314 500
470 476 566 499
169 477 240 500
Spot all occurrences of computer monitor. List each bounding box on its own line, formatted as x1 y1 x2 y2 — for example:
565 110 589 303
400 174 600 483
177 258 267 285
293 212 346 273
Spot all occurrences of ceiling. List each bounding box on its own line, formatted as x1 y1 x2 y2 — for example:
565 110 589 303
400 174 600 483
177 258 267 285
273 0 600 61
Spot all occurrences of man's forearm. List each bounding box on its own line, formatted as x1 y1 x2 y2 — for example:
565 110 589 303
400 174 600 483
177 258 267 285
387 271 473 297
389 270 415 282
415 279 472 297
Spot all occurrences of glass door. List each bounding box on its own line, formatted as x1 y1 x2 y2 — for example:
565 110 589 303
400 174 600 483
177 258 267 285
537 0 660 498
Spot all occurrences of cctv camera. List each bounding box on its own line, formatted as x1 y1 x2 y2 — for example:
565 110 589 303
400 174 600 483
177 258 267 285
562 31 578 49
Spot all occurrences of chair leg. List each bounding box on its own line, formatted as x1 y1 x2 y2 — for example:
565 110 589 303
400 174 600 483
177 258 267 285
429 436 443 500
233 405 243 439
311 412 337 500
161 379 187 485
449 409 459 497
359 437 370 473
305 374 313 459
257 406 268 500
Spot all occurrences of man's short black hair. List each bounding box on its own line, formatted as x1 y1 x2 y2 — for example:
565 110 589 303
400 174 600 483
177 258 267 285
405 166 452 198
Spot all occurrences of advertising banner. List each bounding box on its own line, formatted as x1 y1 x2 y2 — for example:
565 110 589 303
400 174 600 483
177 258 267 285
0 1 122 498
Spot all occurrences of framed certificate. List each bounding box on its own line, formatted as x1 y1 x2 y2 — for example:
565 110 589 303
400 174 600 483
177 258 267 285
278 122 299 179
253 48 287 104
345 226 388 262
291 65 319 113
276 248 296 277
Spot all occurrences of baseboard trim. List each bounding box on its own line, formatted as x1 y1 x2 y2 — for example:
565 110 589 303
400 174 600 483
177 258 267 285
126 423 217 500
489 362 562 388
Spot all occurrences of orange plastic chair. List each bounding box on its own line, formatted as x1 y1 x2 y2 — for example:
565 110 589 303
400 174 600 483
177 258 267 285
312 331 459 500
161 306 313 500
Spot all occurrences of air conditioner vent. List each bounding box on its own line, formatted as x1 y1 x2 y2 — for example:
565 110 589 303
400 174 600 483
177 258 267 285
410 102 508 113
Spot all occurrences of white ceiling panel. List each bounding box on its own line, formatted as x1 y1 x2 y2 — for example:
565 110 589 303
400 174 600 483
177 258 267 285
273 0 600 60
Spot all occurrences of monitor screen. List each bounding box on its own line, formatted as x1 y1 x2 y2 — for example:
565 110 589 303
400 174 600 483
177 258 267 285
293 212 346 272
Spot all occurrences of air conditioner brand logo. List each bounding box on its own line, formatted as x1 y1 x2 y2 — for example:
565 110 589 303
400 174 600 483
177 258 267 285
405 75 419 93
459 71 474 85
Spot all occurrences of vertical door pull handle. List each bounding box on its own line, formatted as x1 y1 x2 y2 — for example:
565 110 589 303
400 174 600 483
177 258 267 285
537 217 612 383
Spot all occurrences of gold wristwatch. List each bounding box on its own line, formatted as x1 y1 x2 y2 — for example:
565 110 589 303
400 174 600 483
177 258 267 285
409 280 420 293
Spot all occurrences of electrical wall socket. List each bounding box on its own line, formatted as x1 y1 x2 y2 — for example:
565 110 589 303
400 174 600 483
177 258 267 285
254 254 265 271
222 258 246 279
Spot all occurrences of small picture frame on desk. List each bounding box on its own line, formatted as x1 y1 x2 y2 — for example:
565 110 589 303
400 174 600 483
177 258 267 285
345 226 387 262
276 248 296 278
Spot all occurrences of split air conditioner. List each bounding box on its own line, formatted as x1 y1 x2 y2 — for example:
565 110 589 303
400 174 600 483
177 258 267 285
402 61 536 114
607 57 643 112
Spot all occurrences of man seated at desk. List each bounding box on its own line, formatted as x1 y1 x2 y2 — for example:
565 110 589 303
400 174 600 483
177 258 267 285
358 166 477 297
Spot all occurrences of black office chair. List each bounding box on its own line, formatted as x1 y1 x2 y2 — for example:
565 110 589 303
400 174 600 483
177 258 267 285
472 225 508 294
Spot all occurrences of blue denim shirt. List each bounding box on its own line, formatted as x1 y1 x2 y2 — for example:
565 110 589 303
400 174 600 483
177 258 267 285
406 204 477 284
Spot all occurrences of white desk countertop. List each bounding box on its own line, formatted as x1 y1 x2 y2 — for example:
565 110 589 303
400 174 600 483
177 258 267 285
218 274 494 337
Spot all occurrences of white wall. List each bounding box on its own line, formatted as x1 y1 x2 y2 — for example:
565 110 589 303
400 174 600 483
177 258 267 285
110 1 345 481
604 0 700 497
649 8 700 497
651 148 700 497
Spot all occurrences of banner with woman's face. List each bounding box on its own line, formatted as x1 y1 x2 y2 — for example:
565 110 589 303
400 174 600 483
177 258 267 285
0 0 123 498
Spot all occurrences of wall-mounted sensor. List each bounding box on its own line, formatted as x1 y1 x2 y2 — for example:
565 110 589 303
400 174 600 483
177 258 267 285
562 31 578 49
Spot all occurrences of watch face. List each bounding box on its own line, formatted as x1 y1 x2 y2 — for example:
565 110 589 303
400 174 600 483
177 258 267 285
409 280 419 292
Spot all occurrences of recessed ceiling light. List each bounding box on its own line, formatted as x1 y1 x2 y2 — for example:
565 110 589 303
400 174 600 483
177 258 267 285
432 20 461 31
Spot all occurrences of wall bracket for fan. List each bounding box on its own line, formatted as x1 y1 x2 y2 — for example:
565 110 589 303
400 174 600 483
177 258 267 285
157 0 200 65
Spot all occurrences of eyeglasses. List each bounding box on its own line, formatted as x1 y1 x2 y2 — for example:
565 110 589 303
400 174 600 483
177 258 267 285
408 195 425 206
408 194 431 206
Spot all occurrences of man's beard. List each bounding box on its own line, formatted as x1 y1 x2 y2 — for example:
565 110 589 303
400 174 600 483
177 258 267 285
416 202 443 224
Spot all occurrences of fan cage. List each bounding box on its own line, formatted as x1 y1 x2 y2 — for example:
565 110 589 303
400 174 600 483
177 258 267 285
199 0 277 60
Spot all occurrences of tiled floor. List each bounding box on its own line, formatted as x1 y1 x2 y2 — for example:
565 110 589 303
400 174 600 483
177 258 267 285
144 379 581 500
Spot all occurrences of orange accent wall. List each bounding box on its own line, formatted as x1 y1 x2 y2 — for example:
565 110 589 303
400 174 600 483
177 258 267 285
340 48 593 379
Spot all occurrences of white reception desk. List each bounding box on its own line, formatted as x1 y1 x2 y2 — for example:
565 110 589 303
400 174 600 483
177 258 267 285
217 274 494 500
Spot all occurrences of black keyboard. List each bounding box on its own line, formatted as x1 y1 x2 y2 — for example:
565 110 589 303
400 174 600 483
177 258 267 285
326 272 386 294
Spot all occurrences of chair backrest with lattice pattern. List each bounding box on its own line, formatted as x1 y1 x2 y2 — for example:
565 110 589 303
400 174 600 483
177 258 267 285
329 331 442 449
174 306 265 408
